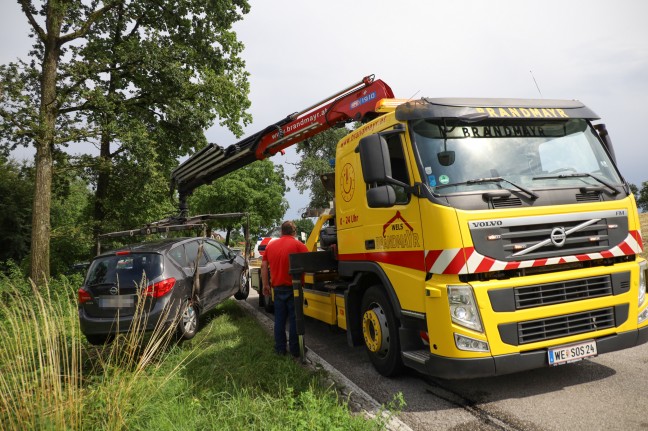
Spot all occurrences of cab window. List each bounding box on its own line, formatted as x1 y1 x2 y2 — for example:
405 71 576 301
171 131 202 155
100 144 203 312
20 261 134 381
384 132 410 204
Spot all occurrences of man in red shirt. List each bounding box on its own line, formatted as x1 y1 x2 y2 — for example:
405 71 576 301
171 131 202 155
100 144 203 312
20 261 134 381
261 220 308 356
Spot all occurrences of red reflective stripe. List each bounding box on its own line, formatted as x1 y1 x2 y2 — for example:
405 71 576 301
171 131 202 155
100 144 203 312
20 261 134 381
425 249 443 272
505 261 520 270
444 248 468 274
339 250 425 272
618 240 634 255
475 256 495 273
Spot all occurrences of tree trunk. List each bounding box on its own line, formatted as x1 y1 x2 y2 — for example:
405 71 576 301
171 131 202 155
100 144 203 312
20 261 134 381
30 4 63 285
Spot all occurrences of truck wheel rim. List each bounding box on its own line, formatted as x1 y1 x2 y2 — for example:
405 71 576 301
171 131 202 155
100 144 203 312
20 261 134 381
363 306 389 355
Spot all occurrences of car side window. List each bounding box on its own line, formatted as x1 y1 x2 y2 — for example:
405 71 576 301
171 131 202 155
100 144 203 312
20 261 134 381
204 240 229 262
183 241 208 267
169 245 187 266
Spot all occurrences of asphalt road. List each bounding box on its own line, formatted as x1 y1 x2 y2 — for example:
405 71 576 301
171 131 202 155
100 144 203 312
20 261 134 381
244 290 648 431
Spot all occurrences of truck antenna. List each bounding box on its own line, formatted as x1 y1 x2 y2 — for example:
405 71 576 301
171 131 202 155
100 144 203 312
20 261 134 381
530 70 543 98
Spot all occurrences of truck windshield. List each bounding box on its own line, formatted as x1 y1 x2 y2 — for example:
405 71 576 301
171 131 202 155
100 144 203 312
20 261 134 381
410 119 622 195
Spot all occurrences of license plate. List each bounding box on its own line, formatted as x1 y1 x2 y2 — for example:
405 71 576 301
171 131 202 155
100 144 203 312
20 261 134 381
548 340 597 366
99 295 135 308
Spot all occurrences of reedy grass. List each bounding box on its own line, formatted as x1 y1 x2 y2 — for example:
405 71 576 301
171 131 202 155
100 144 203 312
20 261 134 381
0 272 395 430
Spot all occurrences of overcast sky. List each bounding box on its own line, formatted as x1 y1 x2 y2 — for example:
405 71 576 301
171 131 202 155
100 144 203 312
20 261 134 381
2 1 647 219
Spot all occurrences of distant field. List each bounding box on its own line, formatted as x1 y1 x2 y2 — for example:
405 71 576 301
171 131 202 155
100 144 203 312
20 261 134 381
640 213 648 261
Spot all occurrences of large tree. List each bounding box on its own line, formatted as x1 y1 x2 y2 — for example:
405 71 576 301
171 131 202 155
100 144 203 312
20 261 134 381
0 0 252 284
188 159 288 245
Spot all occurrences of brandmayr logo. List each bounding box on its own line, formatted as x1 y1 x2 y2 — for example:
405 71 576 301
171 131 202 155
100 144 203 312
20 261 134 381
376 211 421 250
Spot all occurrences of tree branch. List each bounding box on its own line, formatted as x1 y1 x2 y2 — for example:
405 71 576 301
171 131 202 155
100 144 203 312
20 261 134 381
59 0 124 45
17 0 46 41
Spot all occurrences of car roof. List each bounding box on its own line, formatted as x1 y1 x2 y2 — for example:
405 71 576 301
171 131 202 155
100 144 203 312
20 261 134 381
96 237 206 258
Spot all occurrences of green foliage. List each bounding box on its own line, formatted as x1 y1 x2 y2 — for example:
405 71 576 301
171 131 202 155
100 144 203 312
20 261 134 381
188 160 289 238
0 157 33 268
1 0 254 281
293 127 349 209
50 177 95 275
294 218 315 240
634 182 648 212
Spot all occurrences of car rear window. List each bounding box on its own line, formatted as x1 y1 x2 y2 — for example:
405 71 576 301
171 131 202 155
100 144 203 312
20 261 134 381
85 253 163 287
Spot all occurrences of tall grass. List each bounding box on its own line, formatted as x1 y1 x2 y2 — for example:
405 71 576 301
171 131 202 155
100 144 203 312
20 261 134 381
0 280 83 429
0 273 184 430
0 270 394 430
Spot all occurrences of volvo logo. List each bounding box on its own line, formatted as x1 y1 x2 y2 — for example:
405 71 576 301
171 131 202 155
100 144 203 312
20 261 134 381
109 286 119 296
550 227 567 247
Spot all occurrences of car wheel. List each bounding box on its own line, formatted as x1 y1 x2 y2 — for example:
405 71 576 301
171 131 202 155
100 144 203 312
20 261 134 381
234 269 250 300
84 334 110 345
177 299 199 340
361 285 403 377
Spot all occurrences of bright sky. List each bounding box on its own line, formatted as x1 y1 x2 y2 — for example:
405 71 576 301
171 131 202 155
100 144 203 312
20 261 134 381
2 1 647 219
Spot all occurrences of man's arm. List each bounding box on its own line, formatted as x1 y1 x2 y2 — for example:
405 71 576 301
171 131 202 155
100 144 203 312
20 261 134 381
261 260 270 296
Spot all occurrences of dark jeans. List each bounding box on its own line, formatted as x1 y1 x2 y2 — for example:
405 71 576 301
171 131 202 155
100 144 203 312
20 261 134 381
273 287 298 356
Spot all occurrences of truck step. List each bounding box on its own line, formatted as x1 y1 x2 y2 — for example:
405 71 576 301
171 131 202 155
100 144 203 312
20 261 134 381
402 349 430 364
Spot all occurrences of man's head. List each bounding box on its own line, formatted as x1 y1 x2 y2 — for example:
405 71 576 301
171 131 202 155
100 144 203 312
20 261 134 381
281 220 297 236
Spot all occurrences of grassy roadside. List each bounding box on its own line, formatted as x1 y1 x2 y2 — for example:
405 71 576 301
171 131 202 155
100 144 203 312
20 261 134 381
639 213 648 261
0 273 395 430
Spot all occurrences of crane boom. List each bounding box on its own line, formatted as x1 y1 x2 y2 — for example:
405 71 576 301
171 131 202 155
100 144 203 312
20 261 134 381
170 75 394 208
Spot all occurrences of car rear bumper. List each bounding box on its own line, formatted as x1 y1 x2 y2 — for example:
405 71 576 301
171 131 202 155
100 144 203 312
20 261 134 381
79 297 178 336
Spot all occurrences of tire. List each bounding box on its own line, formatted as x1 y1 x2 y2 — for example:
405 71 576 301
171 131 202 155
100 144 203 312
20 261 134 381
177 299 198 340
234 269 250 300
360 285 404 377
84 334 110 345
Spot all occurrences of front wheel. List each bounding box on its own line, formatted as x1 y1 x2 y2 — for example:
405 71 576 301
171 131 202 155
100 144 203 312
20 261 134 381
361 285 403 377
234 269 250 300
177 299 198 340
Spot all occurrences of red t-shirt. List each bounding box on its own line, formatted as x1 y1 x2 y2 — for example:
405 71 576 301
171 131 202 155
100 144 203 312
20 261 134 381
262 234 308 287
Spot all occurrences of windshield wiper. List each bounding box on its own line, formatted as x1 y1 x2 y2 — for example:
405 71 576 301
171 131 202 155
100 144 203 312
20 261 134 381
436 177 539 200
532 172 619 195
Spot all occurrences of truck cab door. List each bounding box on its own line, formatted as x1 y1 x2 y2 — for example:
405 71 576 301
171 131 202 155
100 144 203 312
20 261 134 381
347 128 424 284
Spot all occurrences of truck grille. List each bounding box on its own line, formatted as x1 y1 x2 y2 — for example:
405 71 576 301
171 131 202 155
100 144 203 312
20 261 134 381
515 276 612 309
469 210 628 262
488 272 629 312
498 305 628 346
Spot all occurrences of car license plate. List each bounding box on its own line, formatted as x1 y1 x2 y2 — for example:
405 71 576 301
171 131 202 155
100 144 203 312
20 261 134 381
548 340 597 366
99 295 135 308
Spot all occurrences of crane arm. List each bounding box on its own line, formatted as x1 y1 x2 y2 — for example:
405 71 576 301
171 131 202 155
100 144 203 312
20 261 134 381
170 75 394 204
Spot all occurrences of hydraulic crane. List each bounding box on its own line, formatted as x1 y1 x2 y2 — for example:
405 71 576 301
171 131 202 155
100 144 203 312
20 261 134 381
170 75 394 214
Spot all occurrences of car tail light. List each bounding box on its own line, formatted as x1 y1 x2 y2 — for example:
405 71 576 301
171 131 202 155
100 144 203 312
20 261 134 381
144 278 176 298
78 288 92 304
116 251 130 256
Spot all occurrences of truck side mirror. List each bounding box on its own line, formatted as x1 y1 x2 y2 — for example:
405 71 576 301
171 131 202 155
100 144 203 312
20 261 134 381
367 185 396 208
357 134 392 183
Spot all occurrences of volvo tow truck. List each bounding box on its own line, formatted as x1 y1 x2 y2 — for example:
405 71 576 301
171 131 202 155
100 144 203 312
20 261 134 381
171 75 648 378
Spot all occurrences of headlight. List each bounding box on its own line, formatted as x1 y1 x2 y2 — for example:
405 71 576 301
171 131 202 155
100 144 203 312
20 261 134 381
448 285 483 332
454 333 489 352
639 261 647 307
